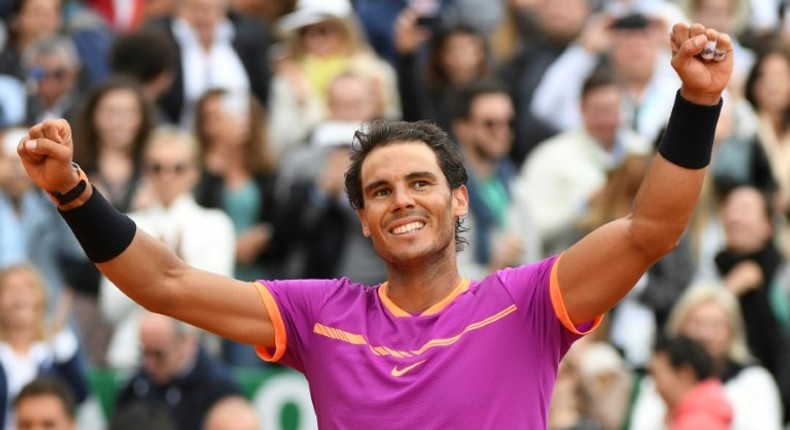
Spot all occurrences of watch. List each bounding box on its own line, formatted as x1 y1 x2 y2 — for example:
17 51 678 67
49 163 89 206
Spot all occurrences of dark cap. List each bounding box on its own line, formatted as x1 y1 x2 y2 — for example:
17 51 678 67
609 13 650 30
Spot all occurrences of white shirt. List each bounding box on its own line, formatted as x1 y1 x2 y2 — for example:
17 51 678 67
171 17 250 129
100 195 235 369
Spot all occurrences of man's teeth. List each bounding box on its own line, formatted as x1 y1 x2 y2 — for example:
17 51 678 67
392 222 425 235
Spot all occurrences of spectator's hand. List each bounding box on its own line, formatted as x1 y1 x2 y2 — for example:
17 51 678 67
236 223 272 265
669 23 733 105
724 260 763 296
579 13 613 54
394 8 431 55
17 119 79 198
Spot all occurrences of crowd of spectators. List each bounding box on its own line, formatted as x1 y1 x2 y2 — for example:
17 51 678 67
3 0 790 428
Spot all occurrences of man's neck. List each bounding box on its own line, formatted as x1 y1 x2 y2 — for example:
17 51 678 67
384 254 462 315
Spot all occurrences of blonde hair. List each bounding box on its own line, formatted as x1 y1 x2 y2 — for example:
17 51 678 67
664 281 753 365
143 126 202 166
0 263 48 341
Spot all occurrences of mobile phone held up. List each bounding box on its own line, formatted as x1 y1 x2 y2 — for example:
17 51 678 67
410 0 441 28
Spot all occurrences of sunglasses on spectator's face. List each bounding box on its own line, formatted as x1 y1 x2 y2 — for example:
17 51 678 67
146 162 191 176
29 66 68 81
474 117 514 131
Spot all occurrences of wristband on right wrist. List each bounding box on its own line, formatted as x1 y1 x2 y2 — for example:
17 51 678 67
58 188 137 263
657 90 723 169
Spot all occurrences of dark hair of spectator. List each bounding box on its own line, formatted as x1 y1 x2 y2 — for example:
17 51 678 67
744 45 790 137
14 377 76 418
108 400 176 430
654 335 715 381
581 65 619 100
344 119 469 251
425 24 489 91
451 78 511 121
109 29 176 84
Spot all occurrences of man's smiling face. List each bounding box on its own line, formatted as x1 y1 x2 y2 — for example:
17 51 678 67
356 141 468 266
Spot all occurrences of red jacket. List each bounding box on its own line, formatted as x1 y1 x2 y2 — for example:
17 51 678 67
670 379 733 430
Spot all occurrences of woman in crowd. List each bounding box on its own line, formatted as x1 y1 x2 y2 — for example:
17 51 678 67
627 282 783 430
0 263 91 430
192 88 280 367
267 0 399 158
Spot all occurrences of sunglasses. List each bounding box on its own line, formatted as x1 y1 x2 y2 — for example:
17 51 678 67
475 118 514 130
146 162 191 175
28 66 68 81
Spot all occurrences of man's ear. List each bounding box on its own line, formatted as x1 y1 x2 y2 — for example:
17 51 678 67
357 208 371 237
452 184 469 218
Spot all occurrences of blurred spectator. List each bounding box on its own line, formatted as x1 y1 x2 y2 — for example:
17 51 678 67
275 71 379 197
0 264 90 430
713 186 786 389
113 312 241 430
270 121 386 284
108 400 176 430
0 0 111 89
14 377 76 430
21 36 83 125
515 67 651 256
0 75 25 128
0 0 65 80
146 0 272 128
499 0 593 166
202 396 260 430
577 154 695 368
549 339 634 430
489 0 537 65
530 10 680 145
649 335 732 430
394 11 491 133
100 127 235 370
0 127 85 305
108 28 177 125
269 0 399 158
72 75 154 212
450 80 540 279
680 0 754 96
193 89 278 283
628 283 783 430
743 46 790 214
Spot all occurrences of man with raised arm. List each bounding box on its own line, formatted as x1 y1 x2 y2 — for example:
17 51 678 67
17 23 732 429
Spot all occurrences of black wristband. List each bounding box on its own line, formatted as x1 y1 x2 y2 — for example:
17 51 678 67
657 90 723 169
59 188 137 263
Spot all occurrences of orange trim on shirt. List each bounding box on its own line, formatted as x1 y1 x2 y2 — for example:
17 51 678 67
252 281 287 362
549 254 603 335
378 278 471 317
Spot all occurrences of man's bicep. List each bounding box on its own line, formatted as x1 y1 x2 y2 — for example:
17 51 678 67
164 269 277 347
557 219 656 325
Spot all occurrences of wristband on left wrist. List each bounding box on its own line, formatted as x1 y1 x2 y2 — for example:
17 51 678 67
49 163 89 206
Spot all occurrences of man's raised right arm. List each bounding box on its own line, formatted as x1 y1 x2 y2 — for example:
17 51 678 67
17 119 276 347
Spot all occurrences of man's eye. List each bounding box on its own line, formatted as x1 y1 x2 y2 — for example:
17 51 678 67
374 189 390 197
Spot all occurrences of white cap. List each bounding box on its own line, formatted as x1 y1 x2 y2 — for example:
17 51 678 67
310 121 361 149
277 0 353 36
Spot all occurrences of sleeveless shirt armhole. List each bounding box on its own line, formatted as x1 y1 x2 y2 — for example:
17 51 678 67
252 281 288 362
549 254 604 335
